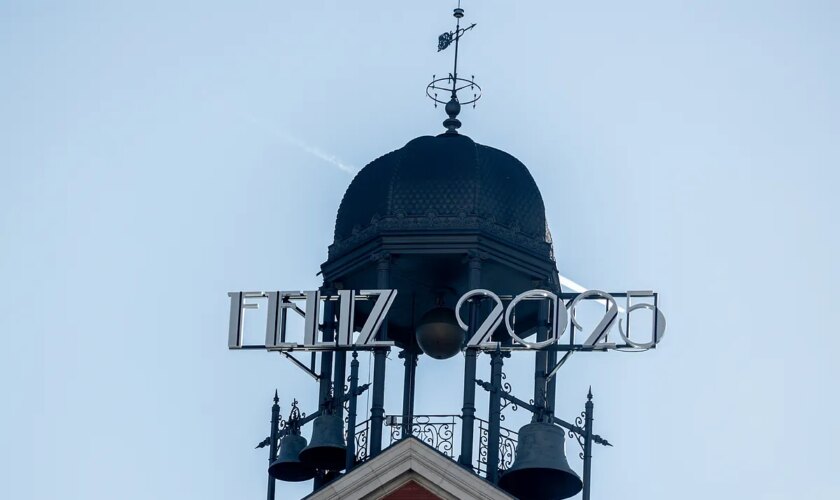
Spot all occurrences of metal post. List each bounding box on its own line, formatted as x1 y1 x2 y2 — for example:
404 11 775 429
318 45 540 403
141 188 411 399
266 390 280 500
486 348 505 483
545 294 558 415
345 352 360 470
400 350 418 438
533 298 549 417
407 355 416 422
582 388 594 500
458 254 481 469
369 254 390 457
318 295 336 409
314 291 337 494
545 343 557 415
333 351 346 418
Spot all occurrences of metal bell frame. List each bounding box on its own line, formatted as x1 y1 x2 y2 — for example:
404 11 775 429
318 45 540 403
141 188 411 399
475 378 612 500
267 399 317 482
257 353 370 495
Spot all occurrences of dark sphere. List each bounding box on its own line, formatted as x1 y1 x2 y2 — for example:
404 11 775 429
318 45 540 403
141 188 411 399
444 98 461 117
415 307 465 359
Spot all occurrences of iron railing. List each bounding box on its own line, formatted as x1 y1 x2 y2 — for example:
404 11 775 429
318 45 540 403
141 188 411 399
385 414 457 458
475 417 519 476
349 414 518 475
350 419 371 464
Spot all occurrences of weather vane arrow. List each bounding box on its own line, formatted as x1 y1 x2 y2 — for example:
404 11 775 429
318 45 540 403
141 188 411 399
438 22 476 52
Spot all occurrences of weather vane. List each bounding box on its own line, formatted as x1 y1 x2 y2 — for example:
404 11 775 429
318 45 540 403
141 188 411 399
427 1 482 134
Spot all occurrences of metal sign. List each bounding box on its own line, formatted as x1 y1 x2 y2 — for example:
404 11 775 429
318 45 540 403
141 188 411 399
227 288 665 353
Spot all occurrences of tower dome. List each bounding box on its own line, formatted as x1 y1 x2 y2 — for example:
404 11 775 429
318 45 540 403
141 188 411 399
322 133 559 349
329 133 554 262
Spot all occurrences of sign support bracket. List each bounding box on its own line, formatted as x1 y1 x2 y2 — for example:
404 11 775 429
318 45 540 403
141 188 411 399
280 352 320 381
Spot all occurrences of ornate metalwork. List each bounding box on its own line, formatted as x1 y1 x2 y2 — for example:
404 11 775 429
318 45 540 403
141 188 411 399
426 5 481 127
498 426 518 471
257 399 306 450
475 417 519 475
288 399 303 421
569 410 587 460
426 75 481 107
437 21 475 51
477 422 488 474
437 21 475 52
386 415 456 458
353 419 370 464
498 372 518 422
438 32 453 51
279 399 304 437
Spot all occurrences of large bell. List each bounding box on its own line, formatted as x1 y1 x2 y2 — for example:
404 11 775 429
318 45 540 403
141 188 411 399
498 422 583 500
268 433 317 482
299 413 347 471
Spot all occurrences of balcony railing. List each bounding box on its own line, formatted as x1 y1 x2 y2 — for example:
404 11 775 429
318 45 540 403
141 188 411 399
475 417 519 476
350 414 518 476
386 414 457 459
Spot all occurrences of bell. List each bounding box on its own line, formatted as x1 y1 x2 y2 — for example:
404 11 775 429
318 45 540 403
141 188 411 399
299 413 347 471
268 433 316 482
498 422 583 500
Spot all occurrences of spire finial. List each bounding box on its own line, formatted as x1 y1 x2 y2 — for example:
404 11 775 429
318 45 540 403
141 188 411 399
273 389 279 404
426 2 481 134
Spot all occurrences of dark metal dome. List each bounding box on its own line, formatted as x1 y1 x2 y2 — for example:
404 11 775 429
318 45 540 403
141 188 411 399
329 133 553 260
322 133 559 348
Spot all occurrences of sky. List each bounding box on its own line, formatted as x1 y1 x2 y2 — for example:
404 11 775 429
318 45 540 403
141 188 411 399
1 1 839 499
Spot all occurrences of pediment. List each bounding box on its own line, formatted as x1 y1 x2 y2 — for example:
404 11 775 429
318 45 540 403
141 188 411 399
305 437 514 500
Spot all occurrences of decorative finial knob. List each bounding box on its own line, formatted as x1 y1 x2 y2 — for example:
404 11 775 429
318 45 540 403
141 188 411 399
443 97 462 133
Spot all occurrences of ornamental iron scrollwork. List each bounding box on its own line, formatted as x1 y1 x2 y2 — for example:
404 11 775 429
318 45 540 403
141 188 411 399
284 399 304 433
498 426 518 472
353 419 370 464
568 411 587 460
498 372 518 422
385 415 456 458
437 32 453 51
476 417 519 475
342 381 351 413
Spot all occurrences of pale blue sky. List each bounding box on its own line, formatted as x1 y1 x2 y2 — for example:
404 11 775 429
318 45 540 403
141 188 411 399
2 1 839 499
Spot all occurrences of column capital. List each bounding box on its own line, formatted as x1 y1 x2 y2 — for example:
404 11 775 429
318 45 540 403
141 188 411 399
371 252 393 269
465 250 487 266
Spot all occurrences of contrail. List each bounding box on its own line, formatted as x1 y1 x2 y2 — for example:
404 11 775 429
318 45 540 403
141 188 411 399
236 109 612 306
236 109 358 175
277 132 358 176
